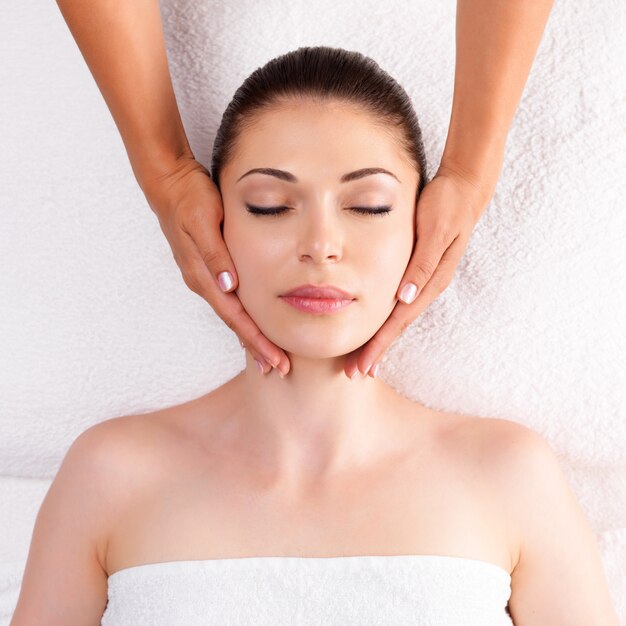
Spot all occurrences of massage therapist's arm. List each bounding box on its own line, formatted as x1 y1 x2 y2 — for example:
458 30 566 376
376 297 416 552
54 0 290 376
350 0 558 378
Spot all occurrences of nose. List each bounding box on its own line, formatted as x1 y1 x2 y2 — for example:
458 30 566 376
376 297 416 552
296 206 343 263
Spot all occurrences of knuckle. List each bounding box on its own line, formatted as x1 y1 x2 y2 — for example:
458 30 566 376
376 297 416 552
181 261 207 295
181 272 199 294
181 268 200 294
200 246 221 268
414 256 437 278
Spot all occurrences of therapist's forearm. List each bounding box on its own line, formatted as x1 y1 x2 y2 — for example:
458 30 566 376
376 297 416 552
440 0 554 200
55 0 193 194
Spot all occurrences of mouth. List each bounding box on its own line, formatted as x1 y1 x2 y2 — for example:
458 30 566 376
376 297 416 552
279 284 355 315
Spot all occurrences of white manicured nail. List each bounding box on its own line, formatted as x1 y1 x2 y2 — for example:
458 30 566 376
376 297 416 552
399 282 418 304
218 271 234 292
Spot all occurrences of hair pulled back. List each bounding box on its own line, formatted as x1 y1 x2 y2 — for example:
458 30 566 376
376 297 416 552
210 45 427 196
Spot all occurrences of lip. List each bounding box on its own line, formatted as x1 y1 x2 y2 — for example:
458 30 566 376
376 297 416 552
279 284 355 315
280 284 355 299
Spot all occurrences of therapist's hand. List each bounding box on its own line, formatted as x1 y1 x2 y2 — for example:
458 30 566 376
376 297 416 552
345 163 493 380
142 155 290 376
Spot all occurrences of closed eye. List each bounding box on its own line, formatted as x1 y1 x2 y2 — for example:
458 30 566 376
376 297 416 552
349 206 392 217
245 204 392 217
244 204 288 216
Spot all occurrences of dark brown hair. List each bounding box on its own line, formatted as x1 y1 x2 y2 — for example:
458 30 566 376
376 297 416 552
210 45 427 196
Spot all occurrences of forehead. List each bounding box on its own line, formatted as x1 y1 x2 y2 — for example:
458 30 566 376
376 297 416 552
225 98 414 183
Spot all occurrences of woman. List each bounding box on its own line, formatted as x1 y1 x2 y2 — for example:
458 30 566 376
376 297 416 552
11 47 618 626
54 0 556 380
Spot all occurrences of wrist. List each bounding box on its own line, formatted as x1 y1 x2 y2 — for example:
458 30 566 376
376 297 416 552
438 149 504 205
139 152 213 220
131 144 197 197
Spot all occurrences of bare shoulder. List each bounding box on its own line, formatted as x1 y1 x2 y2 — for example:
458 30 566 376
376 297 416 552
69 414 165 508
79 396 222 493
453 414 558 513
443 412 551 479
447 413 619 625
435 411 545 477
437 413 550 565
447 411 543 453
9 413 165 625
73 411 181 504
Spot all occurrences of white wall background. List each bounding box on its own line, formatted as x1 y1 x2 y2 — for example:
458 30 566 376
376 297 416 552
1 0 625 622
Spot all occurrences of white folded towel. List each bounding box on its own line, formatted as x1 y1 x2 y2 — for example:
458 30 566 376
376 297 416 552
101 555 514 626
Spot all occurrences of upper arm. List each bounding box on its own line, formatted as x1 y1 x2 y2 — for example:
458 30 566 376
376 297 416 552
10 420 123 625
500 424 620 626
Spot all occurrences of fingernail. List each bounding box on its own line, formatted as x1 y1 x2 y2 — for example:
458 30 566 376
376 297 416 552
349 369 358 380
239 339 245 348
218 271 234 292
371 363 380 378
399 282 418 304
255 359 265 374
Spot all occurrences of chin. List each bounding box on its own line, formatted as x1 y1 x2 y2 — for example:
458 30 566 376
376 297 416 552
258 326 378 361
245 299 392 354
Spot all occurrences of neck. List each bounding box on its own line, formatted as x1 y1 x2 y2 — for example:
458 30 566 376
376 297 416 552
224 351 412 489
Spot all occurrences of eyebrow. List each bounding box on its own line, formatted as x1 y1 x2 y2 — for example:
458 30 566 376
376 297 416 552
236 167 401 184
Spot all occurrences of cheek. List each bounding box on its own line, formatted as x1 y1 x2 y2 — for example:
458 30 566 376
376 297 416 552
222 216 284 306
224 220 263 279
363 224 414 297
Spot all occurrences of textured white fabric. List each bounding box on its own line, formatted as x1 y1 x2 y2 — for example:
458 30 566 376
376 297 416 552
100 555 513 626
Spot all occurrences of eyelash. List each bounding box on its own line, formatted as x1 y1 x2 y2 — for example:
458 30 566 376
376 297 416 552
245 204 392 217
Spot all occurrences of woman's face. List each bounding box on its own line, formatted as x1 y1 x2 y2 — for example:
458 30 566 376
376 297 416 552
220 98 419 359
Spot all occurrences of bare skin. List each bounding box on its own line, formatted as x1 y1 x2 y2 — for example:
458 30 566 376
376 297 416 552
12 372 619 624
102 380 517 579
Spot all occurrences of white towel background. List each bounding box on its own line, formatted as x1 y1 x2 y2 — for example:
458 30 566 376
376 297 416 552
1 0 625 622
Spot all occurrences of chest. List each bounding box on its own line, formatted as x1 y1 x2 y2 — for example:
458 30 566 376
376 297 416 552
104 436 513 577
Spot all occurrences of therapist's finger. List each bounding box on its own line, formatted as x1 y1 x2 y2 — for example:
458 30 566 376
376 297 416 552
174 221 290 376
346 230 469 379
146 157 291 375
